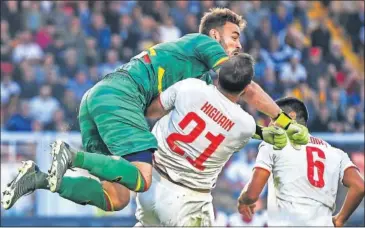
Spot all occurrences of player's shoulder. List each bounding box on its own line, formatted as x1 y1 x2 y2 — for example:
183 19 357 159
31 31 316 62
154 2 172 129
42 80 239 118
181 78 209 87
183 33 217 44
258 141 274 151
308 135 336 151
308 135 347 156
175 78 210 93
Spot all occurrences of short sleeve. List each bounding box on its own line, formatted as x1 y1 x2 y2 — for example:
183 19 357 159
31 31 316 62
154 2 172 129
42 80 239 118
255 142 274 173
338 149 358 184
194 34 228 71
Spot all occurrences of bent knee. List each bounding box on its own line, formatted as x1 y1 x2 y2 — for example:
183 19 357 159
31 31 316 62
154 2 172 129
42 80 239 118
102 181 130 211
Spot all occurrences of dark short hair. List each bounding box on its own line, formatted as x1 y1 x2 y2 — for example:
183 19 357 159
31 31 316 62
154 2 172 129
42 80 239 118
275 97 309 125
218 53 254 94
199 8 246 35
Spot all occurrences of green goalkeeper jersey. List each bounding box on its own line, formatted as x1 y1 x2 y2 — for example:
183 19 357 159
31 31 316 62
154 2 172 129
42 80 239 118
116 33 228 105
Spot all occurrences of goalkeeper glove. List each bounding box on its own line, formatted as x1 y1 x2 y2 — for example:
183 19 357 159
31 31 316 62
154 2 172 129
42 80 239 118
253 125 287 150
273 111 309 146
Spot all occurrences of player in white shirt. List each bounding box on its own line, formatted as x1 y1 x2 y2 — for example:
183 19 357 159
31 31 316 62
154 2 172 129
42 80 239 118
237 97 365 226
135 53 289 226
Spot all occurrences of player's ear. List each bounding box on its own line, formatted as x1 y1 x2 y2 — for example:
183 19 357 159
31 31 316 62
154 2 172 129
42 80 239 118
289 111 296 120
209 29 220 42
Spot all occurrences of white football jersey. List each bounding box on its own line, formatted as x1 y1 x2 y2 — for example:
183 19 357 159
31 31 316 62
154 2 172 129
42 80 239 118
256 135 357 225
152 78 256 190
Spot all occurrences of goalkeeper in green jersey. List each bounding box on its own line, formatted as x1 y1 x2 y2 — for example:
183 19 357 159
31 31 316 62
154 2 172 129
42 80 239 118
2 8 308 212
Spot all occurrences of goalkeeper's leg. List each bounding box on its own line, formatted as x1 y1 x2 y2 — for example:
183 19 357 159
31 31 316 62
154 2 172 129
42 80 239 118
48 78 155 210
1 160 129 211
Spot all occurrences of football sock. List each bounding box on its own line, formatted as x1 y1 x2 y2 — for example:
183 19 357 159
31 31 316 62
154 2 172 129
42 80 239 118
73 152 147 192
57 176 113 211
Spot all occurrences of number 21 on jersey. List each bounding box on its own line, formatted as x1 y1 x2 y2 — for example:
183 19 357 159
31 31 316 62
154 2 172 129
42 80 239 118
306 146 326 188
166 112 225 171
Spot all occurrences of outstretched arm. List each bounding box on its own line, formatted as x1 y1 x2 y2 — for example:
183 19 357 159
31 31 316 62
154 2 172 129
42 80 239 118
237 168 270 219
241 81 281 118
241 81 309 145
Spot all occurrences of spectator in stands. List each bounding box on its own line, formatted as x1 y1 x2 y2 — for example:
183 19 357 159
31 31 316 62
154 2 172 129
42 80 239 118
31 120 44 132
310 16 331 57
24 2 43 33
60 48 83 80
44 108 68 131
18 64 39 100
325 40 344 71
248 45 266 81
45 33 67 66
86 12 111 51
343 106 362 132
225 148 258 195
110 34 123 62
280 51 307 88
119 13 140 51
104 1 122 34
1 71 20 107
198 0 216 20
12 30 44 64
29 84 60 125
35 53 60 84
261 67 282 100
311 105 330 132
317 77 328 107
88 64 101 84
327 88 346 123
67 70 93 102
35 19 56 50
255 17 272 51
182 13 198 35
244 1 270 40
288 80 317 124
1 1 23 38
5 100 33 132
345 1 364 53
1 19 13 62
140 1 168 24
326 63 343 89
293 1 309 34
64 17 87 65
138 16 159 51
98 49 122 76
270 2 293 35
170 1 190 32
303 47 328 90
43 68 65 102
261 35 294 72
60 89 79 128
159 16 181 43
84 37 101 66
345 70 363 107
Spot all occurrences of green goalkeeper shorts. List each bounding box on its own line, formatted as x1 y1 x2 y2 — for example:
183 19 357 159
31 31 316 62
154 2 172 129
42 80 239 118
78 72 157 157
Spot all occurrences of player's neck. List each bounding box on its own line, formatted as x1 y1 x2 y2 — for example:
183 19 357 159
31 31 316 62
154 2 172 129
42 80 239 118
217 87 239 103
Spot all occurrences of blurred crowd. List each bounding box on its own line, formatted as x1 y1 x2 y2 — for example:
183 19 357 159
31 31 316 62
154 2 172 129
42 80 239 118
1 1 364 134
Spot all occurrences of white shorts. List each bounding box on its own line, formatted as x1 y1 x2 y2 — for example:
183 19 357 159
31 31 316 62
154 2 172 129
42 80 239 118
268 199 334 226
135 168 214 226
